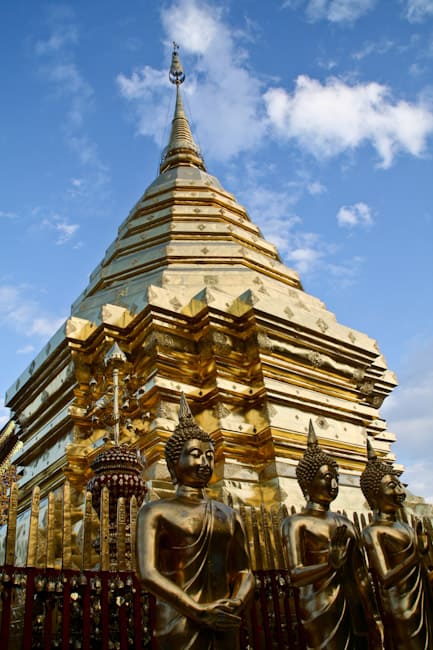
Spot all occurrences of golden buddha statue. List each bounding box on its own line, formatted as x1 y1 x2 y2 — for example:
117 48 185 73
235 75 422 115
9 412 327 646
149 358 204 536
136 394 255 649
281 422 381 649
360 440 433 649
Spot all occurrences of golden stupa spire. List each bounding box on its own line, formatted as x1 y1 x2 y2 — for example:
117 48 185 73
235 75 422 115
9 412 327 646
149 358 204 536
160 43 206 174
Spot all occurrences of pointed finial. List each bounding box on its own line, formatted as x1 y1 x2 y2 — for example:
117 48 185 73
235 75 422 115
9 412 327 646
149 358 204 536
307 420 318 447
104 341 127 367
160 44 206 173
169 42 185 85
366 437 377 461
159 43 206 174
178 392 193 420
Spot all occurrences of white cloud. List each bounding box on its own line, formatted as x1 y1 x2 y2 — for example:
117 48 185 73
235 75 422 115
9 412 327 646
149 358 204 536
0 211 17 219
161 0 223 54
116 66 173 146
118 0 433 169
0 286 20 310
54 222 79 245
29 317 65 337
383 372 433 454
0 284 65 340
352 39 395 61
242 186 299 224
35 22 78 55
34 10 109 190
280 232 364 280
41 62 94 127
405 0 433 22
237 176 301 248
47 63 88 94
236 173 363 280
0 398 9 428
17 345 35 355
236 177 330 274
382 337 433 502
236 160 327 205
117 0 266 161
283 0 376 23
41 216 79 245
326 255 365 285
316 58 338 71
35 11 93 129
337 201 373 227
117 65 167 100
67 178 85 199
286 235 326 273
401 463 433 504
264 75 433 168
409 62 427 77
307 181 327 195
67 135 109 188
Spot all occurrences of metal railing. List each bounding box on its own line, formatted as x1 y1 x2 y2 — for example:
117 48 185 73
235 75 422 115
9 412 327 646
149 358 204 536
1 482 432 649
0 566 302 649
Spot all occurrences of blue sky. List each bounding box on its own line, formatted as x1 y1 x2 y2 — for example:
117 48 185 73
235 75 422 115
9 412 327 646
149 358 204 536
1 0 432 501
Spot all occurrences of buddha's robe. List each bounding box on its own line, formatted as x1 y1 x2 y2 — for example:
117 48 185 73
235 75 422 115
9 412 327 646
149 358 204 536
154 500 242 650
299 550 353 648
284 513 371 650
363 523 433 650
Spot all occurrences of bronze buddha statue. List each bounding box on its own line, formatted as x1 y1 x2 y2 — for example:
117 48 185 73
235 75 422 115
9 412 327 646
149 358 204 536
136 394 254 649
360 440 433 649
281 422 381 649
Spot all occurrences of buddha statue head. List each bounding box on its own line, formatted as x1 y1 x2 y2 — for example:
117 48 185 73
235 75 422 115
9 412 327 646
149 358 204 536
296 421 339 506
360 439 405 513
165 394 215 487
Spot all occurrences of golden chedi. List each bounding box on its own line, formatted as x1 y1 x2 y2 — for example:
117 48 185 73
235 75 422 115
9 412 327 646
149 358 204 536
3 43 399 567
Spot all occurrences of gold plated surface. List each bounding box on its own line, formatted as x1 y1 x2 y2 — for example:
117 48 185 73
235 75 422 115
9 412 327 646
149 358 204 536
82 490 93 570
100 485 110 571
117 496 127 571
62 480 72 569
27 485 40 567
46 490 56 567
361 441 433 649
129 494 138 573
5 480 18 564
136 394 255 649
281 422 381 649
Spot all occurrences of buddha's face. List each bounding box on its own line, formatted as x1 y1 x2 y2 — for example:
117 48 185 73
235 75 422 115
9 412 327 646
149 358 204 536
376 473 406 513
309 464 339 505
174 438 215 488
